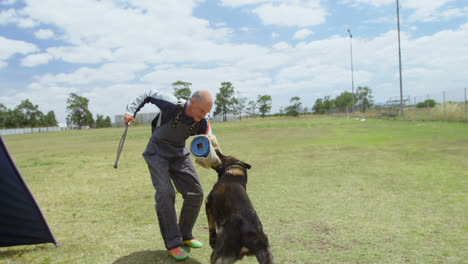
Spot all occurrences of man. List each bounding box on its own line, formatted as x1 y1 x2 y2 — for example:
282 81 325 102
123 88 213 260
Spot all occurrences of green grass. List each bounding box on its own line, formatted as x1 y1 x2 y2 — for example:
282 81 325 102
1 117 467 264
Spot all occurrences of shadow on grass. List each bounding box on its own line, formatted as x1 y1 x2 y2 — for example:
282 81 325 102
113 250 203 264
0 249 29 260
0 244 50 261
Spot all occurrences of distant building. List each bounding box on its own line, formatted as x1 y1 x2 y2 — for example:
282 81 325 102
114 112 159 127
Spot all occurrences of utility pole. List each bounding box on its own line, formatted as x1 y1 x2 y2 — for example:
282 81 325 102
396 0 404 117
347 29 355 113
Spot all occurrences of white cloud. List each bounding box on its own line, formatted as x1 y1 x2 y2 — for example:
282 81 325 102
293 29 313 39
34 29 54 39
340 0 393 7
343 0 462 23
404 0 455 22
214 22 227 27
253 2 327 27
0 36 38 67
10 0 237 67
1 0 18 5
220 0 279 7
84 83 151 119
46 45 113 64
21 53 53 67
33 62 147 86
438 7 467 19
0 8 38 28
272 41 291 50
271 32 280 38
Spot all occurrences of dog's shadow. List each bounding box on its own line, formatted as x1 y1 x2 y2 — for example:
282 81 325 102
112 249 203 264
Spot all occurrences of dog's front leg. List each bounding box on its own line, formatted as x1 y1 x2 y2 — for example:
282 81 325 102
205 197 217 249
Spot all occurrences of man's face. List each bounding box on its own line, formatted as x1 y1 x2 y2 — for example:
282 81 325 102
191 98 212 122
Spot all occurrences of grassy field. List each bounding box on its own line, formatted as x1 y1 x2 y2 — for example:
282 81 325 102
1 117 467 264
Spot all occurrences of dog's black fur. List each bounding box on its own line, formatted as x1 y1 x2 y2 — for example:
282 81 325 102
205 150 274 264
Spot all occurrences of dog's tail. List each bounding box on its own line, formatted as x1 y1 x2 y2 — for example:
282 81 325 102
255 247 274 264
240 220 274 264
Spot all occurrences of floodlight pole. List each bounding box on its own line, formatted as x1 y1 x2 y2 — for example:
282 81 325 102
396 0 404 117
347 29 355 113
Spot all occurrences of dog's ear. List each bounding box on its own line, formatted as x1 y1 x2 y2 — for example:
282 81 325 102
242 162 251 170
215 149 224 159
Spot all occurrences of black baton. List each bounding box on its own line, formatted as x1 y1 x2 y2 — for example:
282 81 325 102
114 124 128 169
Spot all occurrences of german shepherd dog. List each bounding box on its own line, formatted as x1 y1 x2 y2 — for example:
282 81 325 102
205 150 274 264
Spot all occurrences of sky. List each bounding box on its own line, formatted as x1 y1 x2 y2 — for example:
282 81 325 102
1 0 468 126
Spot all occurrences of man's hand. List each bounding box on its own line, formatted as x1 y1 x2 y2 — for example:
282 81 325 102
124 114 135 126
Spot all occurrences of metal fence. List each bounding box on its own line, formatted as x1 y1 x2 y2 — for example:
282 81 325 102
0 127 64 136
328 88 468 122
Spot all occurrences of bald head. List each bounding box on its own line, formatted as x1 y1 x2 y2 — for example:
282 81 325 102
191 90 212 104
187 90 213 122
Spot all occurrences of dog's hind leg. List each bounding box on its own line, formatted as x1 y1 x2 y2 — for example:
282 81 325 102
210 232 237 264
205 197 217 249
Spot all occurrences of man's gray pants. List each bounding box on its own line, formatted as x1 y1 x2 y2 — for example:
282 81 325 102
144 153 203 250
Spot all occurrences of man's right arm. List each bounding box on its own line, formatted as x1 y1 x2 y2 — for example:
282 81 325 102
123 88 179 126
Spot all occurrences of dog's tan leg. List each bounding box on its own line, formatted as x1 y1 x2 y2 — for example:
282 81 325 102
205 197 217 249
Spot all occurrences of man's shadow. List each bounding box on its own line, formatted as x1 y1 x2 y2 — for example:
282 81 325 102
113 249 203 264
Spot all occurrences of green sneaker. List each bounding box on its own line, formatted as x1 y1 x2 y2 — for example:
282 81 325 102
168 247 189 261
183 239 204 248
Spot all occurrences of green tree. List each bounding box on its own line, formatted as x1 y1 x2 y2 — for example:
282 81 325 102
246 100 257 116
66 93 94 128
96 114 112 128
214 82 237 121
2 109 18 128
312 98 324 114
416 99 436 108
15 99 44 127
172 81 192 100
235 96 247 120
356 86 374 113
335 91 355 112
104 116 112 127
323 96 335 113
42 111 58 127
96 114 104 128
285 96 301 117
0 104 7 128
257 95 272 118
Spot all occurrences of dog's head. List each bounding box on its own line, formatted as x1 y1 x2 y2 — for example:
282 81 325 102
213 149 251 176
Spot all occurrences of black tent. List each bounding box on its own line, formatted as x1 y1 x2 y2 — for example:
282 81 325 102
0 135 58 247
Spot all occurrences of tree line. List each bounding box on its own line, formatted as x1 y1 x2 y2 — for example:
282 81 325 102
0 93 112 129
0 100 58 128
1 82 375 129
173 81 273 121
174 81 309 119
175 81 375 120
66 93 111 129
313 86 374 114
